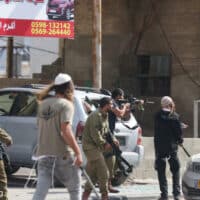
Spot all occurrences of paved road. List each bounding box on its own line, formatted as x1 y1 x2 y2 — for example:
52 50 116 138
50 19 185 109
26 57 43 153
7 187 184 200
6 168 184 200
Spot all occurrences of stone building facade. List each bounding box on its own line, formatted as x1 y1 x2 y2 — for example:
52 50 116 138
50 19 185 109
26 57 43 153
57 0 200 136
22 0 199 137
55 0 200 137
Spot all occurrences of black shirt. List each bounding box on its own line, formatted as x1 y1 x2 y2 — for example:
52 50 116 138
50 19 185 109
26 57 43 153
108 100 119 133
154 109 183 157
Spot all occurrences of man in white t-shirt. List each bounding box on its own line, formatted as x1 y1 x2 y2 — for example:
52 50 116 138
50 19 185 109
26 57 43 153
32 73 83 200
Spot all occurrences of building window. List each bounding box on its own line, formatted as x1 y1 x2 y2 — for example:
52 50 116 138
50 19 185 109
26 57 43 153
137 55 171 96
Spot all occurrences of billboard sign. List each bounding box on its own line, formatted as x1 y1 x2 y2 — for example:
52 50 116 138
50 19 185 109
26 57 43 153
0 0 74 38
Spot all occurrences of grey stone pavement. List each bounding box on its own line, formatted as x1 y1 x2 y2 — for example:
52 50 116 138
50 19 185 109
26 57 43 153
7 179 184 200
7 136 194 200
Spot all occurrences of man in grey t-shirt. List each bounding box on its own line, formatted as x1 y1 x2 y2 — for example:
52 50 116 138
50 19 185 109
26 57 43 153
32 73 83 200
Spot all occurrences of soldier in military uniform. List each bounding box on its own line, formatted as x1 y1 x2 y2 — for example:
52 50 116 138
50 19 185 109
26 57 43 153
82 97 119 200
0 128 13 200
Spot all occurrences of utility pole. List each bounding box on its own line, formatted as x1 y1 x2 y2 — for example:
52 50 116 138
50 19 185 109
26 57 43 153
92 0 102 88
6 37 13 78
62 38 66 70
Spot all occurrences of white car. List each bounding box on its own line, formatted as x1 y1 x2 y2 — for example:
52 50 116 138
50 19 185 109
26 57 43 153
182 153 200 200
0 85 144 184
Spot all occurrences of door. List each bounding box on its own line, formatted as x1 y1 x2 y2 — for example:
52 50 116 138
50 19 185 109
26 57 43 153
0 90 38 167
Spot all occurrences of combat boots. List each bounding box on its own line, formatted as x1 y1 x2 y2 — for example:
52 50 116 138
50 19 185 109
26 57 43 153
82 190 91 200
101 192 109 200
108 179 119 193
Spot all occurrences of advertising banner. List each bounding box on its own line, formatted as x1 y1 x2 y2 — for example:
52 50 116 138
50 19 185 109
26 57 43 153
0 0 74 38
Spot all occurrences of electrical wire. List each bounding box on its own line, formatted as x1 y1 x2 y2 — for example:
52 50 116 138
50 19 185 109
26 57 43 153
0 38 59 55
134 1 155 54
150 0 200 88
118 0 200 89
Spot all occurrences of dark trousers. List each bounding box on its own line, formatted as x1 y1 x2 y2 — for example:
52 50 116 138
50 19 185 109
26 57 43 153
155 151 180 198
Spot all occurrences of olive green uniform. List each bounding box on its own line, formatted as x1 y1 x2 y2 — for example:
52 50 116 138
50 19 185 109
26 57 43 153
82 109 115 195
0 128 12 200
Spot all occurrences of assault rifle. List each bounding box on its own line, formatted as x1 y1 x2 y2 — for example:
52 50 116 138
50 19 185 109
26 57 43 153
116 97 145 113
179 144 191 158
117 96 155 113
105 131 133 176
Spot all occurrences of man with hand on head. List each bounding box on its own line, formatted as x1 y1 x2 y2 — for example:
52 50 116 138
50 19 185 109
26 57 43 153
32 73 83 200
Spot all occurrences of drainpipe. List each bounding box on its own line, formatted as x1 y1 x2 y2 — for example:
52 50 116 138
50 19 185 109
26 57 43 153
6 37 13 78
62 38 66 70
194 100 200 138
92 0 102 88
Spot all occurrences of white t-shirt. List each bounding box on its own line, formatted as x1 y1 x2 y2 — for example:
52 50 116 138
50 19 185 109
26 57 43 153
34 97 74 158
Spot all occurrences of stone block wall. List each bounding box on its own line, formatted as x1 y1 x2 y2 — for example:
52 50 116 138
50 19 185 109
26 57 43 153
57 0 200 137
132 137 200 180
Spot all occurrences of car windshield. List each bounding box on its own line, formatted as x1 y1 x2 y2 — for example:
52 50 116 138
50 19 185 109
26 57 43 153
0 91 37 116
0 88 131 121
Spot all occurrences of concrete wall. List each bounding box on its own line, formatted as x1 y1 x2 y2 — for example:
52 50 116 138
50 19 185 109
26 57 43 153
131 137 200 180
56 0 200 137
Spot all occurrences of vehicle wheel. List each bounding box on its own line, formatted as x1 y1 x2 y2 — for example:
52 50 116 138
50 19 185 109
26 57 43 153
111 170 128 186
6 165 20 176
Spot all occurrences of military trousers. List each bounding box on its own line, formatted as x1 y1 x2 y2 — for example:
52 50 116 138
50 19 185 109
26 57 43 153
103 149 116 179
84 152 109 195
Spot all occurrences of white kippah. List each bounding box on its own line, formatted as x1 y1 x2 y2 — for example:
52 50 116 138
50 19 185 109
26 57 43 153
54 73 71 85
